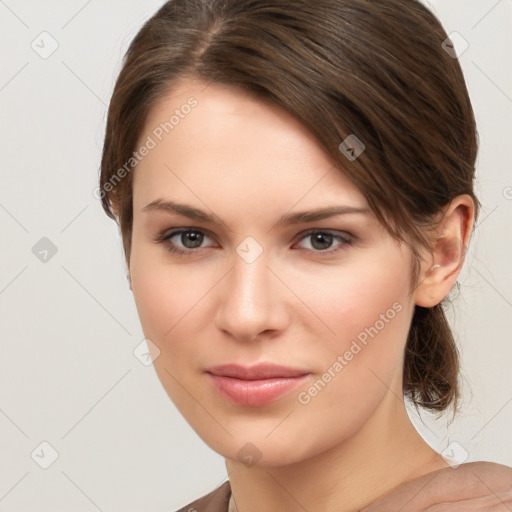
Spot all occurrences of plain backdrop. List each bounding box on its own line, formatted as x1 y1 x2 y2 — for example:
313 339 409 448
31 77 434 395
0 1 511 511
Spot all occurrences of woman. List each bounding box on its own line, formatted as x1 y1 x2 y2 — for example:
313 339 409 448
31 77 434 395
98 0 512 510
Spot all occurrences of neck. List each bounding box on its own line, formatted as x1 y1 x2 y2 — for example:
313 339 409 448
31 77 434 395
225 389 448 512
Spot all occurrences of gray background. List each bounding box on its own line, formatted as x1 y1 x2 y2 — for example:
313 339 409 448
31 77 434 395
0 0 511 511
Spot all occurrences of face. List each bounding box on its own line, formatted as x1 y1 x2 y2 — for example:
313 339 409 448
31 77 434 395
129 77 417 466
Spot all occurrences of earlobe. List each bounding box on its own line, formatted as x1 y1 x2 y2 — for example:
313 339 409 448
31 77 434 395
414 195 475 308
425 264 440 278
415 263 444 308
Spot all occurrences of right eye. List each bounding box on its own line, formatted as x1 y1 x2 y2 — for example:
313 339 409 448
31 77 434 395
153 228 215 256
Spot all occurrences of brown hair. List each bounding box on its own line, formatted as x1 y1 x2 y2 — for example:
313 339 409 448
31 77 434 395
99 0 479 416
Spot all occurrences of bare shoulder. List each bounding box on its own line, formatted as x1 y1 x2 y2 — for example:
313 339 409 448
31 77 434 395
361 461 512 511
451 460 512 488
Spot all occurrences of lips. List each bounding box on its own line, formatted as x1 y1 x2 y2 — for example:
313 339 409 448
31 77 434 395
205 363 311 407
205 363 310 380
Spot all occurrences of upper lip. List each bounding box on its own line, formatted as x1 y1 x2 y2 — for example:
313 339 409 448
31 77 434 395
206 363 310 380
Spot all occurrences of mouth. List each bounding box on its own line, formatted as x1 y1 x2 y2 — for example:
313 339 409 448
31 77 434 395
205 363 311 407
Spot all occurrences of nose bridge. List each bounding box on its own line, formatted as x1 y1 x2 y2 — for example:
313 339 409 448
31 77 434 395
215 239 286 340
230 245 271 312
226 233 270 301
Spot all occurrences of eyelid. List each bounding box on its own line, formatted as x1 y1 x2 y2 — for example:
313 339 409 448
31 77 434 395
292 227 353 244
155 227 216 248
154 226 355 258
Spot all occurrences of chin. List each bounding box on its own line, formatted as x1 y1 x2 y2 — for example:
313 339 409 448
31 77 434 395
194 425 327 469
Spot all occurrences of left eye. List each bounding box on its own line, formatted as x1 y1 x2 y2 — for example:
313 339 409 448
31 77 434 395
154 228 353 256
295 230 353 253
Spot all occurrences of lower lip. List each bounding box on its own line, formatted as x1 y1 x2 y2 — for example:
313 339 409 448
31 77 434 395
206 373 310 407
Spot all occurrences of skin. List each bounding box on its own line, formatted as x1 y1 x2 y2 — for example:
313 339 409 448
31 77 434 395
126 77 475 512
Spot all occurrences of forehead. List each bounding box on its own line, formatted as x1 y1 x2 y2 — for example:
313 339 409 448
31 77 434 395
132 77 366 213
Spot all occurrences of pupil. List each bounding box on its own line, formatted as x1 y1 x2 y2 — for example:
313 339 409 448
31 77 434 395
311 233 332 250
182 231 203 248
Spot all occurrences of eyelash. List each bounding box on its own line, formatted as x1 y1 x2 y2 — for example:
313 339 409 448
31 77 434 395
153 228 354 257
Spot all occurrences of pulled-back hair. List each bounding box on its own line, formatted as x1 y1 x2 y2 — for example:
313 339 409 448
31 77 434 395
99 0 479 415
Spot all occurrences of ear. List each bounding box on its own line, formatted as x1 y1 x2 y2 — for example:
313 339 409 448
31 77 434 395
414 194 475 307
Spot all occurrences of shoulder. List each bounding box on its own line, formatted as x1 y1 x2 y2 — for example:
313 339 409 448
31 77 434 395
442 460 512 487
432 460 512 497
362 461 512 511
174 480 231 512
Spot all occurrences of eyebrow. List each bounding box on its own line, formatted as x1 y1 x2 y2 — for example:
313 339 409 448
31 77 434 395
141 199 370 226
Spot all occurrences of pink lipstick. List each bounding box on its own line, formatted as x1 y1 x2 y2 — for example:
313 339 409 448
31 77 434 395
205 363 310 407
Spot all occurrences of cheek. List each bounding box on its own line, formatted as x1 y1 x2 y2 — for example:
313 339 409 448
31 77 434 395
130 243 221 362
291 252 412 407
129 250 215 411
291 250 411 347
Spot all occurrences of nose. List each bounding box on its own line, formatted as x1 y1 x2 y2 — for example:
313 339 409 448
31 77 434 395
214 248 290 343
